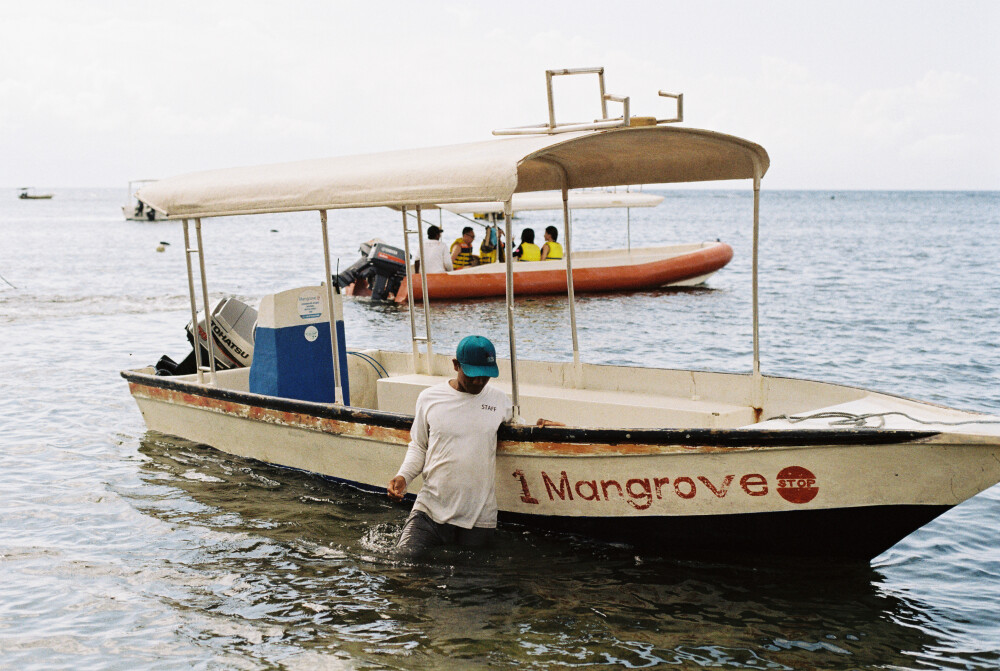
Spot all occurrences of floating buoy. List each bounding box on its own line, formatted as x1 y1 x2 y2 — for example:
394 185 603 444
159 241 171 245
271 229 278 233
156 245 166 253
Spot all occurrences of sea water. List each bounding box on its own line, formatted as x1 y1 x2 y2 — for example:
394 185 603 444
1 189 998 669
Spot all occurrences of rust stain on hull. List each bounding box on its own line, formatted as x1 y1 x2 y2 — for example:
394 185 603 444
127 379 936 457
130 382 702 455
131 382 410 445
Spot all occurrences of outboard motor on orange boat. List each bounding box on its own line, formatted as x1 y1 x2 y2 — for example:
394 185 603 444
335 239 407 301
155 297 257 376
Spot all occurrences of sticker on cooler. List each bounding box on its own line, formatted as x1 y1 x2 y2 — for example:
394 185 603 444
297 290 323 320
304 325 319 342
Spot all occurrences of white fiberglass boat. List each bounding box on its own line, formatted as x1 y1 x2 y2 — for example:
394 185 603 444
18 187 53 200
122 179 166 221
122 68 1000 560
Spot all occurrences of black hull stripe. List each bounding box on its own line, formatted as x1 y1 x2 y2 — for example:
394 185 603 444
500 503 952 560
122 370 938 448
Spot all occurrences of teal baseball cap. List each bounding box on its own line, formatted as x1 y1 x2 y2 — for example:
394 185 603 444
456 335 499 378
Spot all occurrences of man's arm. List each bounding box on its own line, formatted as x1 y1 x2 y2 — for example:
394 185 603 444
387 396 430 501
499 392 564 428
387 475 408 501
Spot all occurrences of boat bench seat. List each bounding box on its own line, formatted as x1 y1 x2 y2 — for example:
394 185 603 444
376 374 755 429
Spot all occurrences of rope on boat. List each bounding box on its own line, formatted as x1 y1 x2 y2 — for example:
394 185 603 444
767 411 1000 429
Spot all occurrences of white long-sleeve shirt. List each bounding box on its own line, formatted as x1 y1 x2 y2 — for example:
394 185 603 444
396 381 513 528
416 239 454 274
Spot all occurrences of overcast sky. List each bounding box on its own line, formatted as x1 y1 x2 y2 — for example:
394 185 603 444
2 0 997 189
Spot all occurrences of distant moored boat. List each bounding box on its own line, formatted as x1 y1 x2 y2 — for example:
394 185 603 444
122 179 166 221
18 187 53 200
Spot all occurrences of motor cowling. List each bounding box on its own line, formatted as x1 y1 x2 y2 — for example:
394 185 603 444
156 297 257 375
335 239 407 301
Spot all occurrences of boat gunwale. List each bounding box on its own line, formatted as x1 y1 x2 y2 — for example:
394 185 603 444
121 368 938 449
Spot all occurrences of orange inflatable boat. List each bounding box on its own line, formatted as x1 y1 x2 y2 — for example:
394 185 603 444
390 241 732 302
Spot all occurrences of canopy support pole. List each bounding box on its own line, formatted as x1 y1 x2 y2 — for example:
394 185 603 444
561 185 581 383
401 206 421 373
537 156 583 386
192 218 218 385
750 166 763 415
415 205 435 374
320 210 343 404
503 200 520 422
626 206 632 255
182 219 205 385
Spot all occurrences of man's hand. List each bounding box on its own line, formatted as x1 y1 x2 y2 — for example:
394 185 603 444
387 475 407 502
536 418 565 427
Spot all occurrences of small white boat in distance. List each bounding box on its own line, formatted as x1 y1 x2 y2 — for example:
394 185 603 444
123 68 1000 561
18 187 53 200
122 179 165 221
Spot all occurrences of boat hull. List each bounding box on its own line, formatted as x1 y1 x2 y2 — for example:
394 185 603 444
503 504 951 559
395 242 733 302
122 370 1000 559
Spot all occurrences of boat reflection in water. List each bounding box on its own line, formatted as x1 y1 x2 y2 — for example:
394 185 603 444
122 68 1000 562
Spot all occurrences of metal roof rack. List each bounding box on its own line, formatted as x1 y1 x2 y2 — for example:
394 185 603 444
493 66 683 136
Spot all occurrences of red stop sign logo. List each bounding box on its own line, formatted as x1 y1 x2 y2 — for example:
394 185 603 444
776 466 818 504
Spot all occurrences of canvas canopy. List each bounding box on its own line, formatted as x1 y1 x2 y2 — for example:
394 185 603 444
137 126 769 220
440 190 664 214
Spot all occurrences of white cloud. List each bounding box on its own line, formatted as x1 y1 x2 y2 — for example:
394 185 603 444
850 70 978 142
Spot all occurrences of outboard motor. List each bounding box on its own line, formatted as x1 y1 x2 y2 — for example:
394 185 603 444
155 297 257 376
336 239 407 301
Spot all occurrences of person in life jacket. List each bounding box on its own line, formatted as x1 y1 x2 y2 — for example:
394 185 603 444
512 228 541 262
450 226 478 268
540 225 563 260
478 224 505 264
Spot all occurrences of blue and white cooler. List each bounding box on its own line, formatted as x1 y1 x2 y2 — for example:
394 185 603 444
249 286 343 404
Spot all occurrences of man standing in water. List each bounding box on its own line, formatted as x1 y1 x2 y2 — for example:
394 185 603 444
387 335 560 557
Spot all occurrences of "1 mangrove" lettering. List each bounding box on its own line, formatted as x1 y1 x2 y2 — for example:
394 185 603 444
511 469 791 509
